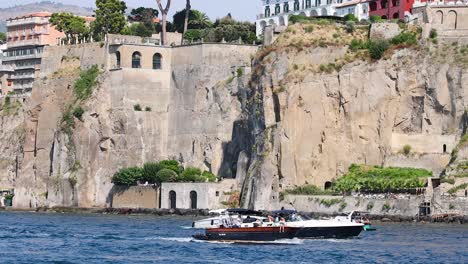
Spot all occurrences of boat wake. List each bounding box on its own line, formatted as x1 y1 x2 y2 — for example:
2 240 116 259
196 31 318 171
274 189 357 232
144 236 193 243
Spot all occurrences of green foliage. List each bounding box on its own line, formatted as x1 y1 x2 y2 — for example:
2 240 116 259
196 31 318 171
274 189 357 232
390 32 418 46
184 29 204 41
368 39 390 60
283 184 338 195
441 178 455 184
202 171 218 182
289 14 312 24
0 32 6 43
142 162 161 183
156 169 178 183
449 204 455 210
50 13 89 44
349 39 367 51
317 198 342 207
430 29 438 39
145 106 152 112
345 21 355 33
159 160 181 173
68 176 78 187
382 203 391 212
173 9 213 33
61 107 75 134
72 106 84 121
403 144 412 156
344 14 358 22
94 0 127 36
123 23 153 37
111 167 144 186
4 193 14 200
334 164 431 193
74 65 99 100
448 183 468 195
370 15 384 23
134 104 142 111
236 68 243 78
305 25 314 33
179 167 202 182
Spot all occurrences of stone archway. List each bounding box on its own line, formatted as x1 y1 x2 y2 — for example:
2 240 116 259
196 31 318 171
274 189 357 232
447 10 457 30
321 8 328 16
311 10 318 17
435 10 443 24
268 19 276 26
279 16 286 26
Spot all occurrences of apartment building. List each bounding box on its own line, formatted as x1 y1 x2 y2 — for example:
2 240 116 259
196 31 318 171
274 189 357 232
2 12 64 95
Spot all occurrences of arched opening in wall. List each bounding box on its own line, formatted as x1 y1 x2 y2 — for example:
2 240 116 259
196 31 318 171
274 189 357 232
268 19 276 26
190 191 197 209
447 10 457 30
116 51 121 68
321 8 327 16
169 191 176 209
324 181 332 190
279 16 286 26
381 15 388 20
435 10 443 24
300 12 307 17
310 10 318 17
381 0 388 8
393 12 399 19
443 144 447 153
153 53 162 70
132 51 141 69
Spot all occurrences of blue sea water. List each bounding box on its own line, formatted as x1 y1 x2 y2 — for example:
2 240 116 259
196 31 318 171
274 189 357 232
0 212 467 264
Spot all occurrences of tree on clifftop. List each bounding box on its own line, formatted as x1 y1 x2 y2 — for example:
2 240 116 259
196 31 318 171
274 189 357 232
173 9 212 33
94 0 127 37
50 13 89 44
155 0 172 45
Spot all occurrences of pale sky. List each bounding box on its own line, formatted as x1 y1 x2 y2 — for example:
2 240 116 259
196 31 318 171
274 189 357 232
1 0 261 22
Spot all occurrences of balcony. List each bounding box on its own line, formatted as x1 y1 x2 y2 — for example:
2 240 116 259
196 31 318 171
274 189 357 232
10 73 35 80
13 83 34 91
7 17 49 27
0 65 15 72
6 38 41 48
14 64 37 70
2 53 41 62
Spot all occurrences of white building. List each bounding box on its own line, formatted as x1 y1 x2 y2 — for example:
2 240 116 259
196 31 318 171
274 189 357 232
256 0 369 36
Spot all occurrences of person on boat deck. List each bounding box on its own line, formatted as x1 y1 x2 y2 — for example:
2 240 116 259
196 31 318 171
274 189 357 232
279 217 286 232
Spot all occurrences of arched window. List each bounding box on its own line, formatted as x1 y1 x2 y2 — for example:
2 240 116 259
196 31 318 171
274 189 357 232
275 4 281 15
435 10 443 24
169 191 176 209
283 2 289 13
382 15 388 20
153 53 162 70
132 51 141 69
447 10 457 30
265 6 271 17
321 8 327 16
381 0 388 9
190 191 197 209
116 51 121 68
393 12 399 19
294 0 300 11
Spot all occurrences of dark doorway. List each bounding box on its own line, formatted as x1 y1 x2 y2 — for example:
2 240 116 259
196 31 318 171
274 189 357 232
190 191 197 209
443 144 447 153
324 181 332 190
169 191 176 209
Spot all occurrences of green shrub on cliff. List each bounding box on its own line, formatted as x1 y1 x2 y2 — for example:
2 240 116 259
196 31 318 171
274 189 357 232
156 169 178 183
159 160 182 173
74 65 99 100
143 162 161 183
179 167 202 182
368 39 389 60
112 167 144 186
334 164 430 193
390 32 418 46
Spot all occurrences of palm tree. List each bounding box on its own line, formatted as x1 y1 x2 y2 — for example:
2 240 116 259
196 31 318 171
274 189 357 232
156 0 172 45
189 10 212 29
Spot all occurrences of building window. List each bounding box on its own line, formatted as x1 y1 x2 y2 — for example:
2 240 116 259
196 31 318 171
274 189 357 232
216 191 219 197
265 6 271 17
132 51 141 68
294 0 300 11
392 0 399 6
443 144 447 153
153 53 162 69
275 4 281 15
369 2 377 12
116 51 121 68
381 0 388 9
306 0 312 8
283 2 289 13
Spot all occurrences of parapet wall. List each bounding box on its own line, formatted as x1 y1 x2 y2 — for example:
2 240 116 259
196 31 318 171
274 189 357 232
111 186 160 209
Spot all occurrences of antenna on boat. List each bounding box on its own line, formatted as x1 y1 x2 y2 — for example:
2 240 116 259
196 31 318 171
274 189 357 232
289 202 297 212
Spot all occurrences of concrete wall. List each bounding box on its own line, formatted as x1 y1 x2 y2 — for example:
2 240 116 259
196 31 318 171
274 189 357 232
385 153 451 176
282 194 424 217
160 179 238 209
111 186 159 209
391 133 457 154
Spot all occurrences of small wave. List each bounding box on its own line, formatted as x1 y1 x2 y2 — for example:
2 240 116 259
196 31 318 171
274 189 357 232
179 226 193 230
144 236 193 243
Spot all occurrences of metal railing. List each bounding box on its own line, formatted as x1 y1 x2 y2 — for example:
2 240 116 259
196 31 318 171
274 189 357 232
2 53 41 62
7 17 49 27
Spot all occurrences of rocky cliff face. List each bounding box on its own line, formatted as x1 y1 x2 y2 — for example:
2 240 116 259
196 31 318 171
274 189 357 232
1 28 467 210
